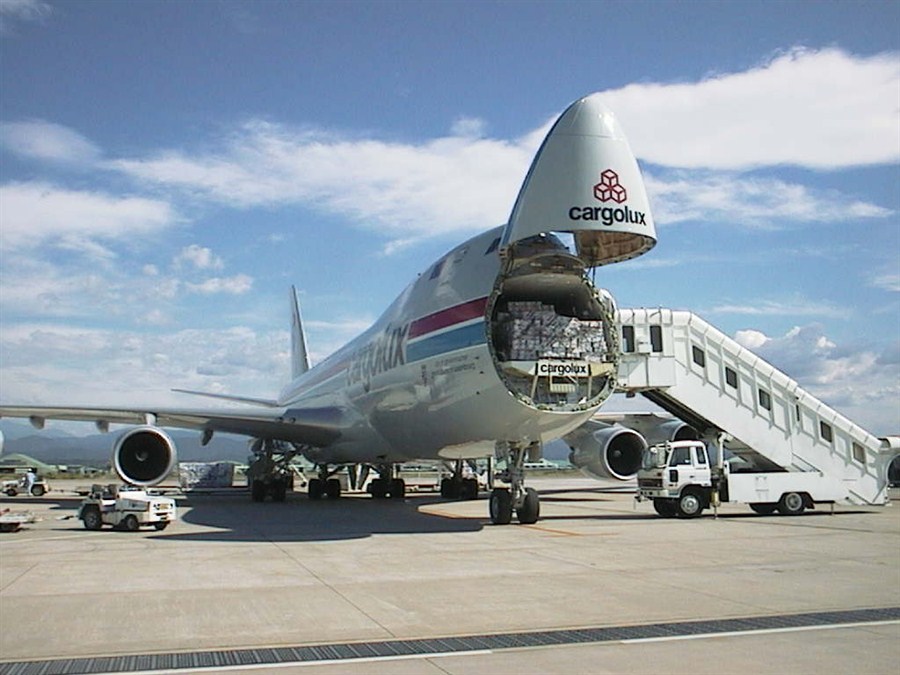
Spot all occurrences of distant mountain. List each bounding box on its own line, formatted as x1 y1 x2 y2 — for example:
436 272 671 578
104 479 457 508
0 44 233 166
0 426 252 466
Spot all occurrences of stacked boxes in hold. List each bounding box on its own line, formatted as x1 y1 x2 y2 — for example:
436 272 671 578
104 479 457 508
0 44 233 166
501 301 608 361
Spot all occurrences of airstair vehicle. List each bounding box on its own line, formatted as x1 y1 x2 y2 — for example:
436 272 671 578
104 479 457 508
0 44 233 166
615 308 896 507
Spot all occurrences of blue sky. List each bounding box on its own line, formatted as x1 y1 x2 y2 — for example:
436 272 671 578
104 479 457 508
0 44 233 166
0 0 898 435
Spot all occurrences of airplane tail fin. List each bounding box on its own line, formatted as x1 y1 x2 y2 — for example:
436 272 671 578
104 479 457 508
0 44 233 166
291 286 311 379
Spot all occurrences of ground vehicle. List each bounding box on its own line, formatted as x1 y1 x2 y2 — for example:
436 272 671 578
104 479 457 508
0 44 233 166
78 484 176 531
636 440 849 518
2 472 49 497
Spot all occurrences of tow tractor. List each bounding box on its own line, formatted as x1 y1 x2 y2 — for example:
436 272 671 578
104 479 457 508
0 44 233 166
636 440 852 518
78 484 176 531
2 472 50 497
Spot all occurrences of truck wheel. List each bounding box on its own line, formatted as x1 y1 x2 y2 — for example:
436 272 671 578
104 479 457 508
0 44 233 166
5 487 17 497
325 478 341 499
82 507 102 530
389 478 406 499
677 491 704 518
123 514 139 532
308 478 324 500
153 522 169 531
777 492 805 516
750 503 777 515
489 488 513 525
653 499 677 518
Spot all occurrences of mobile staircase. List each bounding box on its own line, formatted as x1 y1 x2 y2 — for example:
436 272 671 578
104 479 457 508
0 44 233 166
616 308 897 506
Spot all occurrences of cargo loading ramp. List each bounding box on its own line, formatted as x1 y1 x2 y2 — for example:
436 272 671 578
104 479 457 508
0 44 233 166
615 308 895 506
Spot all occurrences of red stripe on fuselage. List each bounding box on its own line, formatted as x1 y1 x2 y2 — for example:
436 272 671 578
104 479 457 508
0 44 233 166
408 297 488 340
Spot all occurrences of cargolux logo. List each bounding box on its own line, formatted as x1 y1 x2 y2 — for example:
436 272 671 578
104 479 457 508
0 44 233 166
567 167 647 226
593 169 626 204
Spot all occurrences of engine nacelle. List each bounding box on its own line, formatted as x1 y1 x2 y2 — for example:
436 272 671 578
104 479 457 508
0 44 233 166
567 425 646 481
113 426 177 486
642 419 699 446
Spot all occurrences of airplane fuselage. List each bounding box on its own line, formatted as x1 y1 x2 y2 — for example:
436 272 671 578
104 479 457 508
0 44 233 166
279 226 616 465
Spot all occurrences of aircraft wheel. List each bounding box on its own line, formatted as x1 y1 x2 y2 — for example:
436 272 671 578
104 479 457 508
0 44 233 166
308 478 324 500
123 514 140 532
326 478 342 499
677 491 704 518
271 482 287 502
369 479 387 499
82 507 102 530
653 499 678 518
777 492 805 515
489 488 513 525
749 503 777 515
516 487 540 524
251 480 266 502
390 478 405 499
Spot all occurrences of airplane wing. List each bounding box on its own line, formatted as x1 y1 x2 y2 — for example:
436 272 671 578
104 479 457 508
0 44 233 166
0 404 344 447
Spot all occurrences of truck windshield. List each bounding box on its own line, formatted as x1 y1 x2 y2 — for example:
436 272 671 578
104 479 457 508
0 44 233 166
642 447 667 470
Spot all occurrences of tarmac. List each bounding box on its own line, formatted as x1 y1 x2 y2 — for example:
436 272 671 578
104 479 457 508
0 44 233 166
1 476 898 674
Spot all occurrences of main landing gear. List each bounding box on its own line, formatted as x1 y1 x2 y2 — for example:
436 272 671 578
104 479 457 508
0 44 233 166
307 464 343 500
489 443 540 525
367 464 406 500
440 459 480 500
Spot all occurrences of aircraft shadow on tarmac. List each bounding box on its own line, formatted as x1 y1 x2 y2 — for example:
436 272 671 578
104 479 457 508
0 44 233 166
163 492 485 542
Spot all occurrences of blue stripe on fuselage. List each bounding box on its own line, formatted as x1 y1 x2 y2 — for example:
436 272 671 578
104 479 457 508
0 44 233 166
406 322 486 363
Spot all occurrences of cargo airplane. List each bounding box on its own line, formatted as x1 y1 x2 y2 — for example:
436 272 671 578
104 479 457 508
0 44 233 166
1 94 660 525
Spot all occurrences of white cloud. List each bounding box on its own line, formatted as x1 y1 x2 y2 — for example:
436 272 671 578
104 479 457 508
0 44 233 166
870 272 900 292
0 0 51 33
175 244 224 271
0 120 100 164
599 48 900 169
712 297 846 319
108 121 533 247
0 323 289 408
734 324 900 436
0 182 179 252
186 274 253 295
645 170 892 228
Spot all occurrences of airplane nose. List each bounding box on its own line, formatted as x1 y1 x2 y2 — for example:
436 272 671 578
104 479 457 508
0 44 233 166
553 95 625 140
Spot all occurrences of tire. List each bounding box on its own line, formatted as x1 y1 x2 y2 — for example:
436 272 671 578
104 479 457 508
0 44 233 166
390 478 406 500
653 499 677 518
251 480 266 502
777 492 805 516
369 479 387 499
82 507 103 530
462 478 478 501
516 487 540 524
30 485 45 497
154 522 169 531
677 491 704 518
489 488 513 525
326 478 342 499
123 514 139 532
5 488 17 497
271 482 287 502
308 478 323 500
749 503 777 515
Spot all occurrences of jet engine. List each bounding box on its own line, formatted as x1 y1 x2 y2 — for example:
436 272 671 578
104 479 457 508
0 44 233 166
112 426 177 486
642 419 699 446
566 424 646 481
